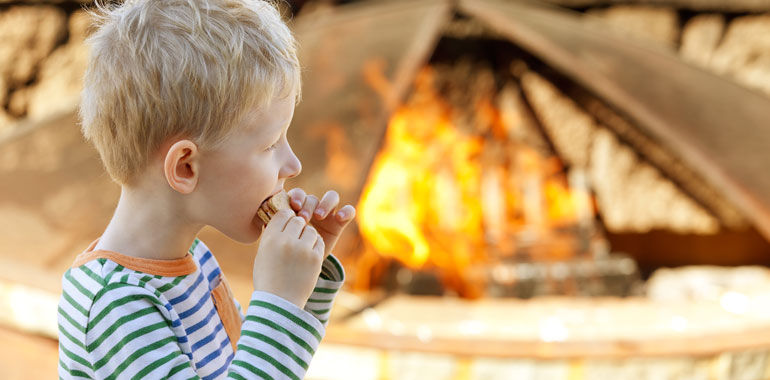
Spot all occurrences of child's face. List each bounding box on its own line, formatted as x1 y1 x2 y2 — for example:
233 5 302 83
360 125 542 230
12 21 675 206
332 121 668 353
195 93 301 243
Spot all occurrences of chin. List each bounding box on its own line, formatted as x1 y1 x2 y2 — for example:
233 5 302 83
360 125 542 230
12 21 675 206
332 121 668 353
219 218 265 245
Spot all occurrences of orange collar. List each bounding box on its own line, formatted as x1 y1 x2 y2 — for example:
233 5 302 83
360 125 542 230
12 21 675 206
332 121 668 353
71 239 198 277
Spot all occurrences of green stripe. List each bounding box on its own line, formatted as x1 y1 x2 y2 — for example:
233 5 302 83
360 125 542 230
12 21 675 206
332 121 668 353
244 316 315 355
60 341 92 370
80 266 106 286
312 286 337 294
104 265 125 283
251 300 321 341
319 272 332 281
189 239 200 254
62 291 89 317
156 276 186 293
138 275 154 287
329 256 345 279
167 361 190 378
59 306 86 334
93 321 169 369
88 306 158 351
131 351 177 380
65 271 95 299
90 292 162 330
58 323 86 350
241 330 309 369
229 372 248 380
104 336 176 380
92 283 135 304
309 308 330 315
306 297 330 303
237 345 299 380
231 359 274 380
70 369 91 378
60 359 91 378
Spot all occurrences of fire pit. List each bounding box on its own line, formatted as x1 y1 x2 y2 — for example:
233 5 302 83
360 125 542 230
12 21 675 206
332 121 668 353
280 0 770 378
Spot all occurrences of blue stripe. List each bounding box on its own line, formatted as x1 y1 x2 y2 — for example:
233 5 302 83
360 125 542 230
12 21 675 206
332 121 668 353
190 322 224 352
185 307 217 335
206 268 221 285
202 351 234 380
199 250 213 266
195 332 231 370
178 290 210 319
169 273 204 305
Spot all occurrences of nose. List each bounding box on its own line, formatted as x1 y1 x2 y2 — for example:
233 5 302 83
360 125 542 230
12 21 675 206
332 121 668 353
281 145 302 179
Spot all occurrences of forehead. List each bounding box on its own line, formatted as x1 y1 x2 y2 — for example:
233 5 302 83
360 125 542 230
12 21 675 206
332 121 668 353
236 95 296 139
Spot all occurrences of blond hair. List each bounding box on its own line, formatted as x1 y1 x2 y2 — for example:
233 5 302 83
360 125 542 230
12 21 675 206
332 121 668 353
80 0 301 185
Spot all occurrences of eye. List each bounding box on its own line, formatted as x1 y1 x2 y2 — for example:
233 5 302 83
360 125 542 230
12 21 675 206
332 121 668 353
265 140 279 152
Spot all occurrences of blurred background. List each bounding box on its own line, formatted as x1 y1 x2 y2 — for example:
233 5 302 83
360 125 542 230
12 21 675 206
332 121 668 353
3 0 770 379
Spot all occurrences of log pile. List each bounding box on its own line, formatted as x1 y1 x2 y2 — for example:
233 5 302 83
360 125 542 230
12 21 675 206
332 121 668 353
0 3 89 137
581 4 770 97
520 71 721 234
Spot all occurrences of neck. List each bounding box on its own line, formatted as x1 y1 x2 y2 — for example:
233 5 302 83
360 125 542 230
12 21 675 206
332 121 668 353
96 184 204 260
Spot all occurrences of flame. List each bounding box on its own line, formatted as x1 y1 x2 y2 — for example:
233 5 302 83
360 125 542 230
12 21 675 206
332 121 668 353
356 67 594 297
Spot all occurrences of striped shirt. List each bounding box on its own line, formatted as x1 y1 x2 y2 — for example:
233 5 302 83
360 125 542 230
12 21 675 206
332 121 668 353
58 238 344 379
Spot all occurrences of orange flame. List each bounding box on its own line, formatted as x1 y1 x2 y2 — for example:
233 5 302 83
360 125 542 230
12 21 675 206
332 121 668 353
356 67 593 297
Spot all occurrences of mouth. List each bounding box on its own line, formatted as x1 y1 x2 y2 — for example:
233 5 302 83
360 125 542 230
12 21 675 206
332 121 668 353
256 189 293 225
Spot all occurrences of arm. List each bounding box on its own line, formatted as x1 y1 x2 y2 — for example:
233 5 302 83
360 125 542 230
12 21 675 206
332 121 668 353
84 284 324 379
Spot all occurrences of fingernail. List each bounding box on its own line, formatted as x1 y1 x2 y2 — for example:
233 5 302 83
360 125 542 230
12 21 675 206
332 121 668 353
299 211 310 221
292 199 302 208
315 208 325 217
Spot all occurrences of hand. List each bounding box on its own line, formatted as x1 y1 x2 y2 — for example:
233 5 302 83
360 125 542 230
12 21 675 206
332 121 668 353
287 188 356 259
252 209 325 308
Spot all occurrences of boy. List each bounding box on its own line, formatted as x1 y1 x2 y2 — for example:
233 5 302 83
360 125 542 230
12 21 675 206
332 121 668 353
57 0 356 378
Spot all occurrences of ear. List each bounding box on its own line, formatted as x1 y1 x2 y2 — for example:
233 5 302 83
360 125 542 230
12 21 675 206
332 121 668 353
163 140 199 194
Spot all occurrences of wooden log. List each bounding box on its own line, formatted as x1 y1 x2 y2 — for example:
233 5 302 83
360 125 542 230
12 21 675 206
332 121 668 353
711 14 770 97
565 85 746 229
680 14 725 68
520 70 720 234
520 71 595 169
590 129 719 234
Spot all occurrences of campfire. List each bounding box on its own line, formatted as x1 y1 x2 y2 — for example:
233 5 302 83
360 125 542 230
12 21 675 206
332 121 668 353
353 63 601 298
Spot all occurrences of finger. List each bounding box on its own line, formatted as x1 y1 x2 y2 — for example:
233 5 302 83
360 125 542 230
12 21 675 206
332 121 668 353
298 195 319 222
335 205 357 223
282 215 307 238
314 190 340 220
264 209 295 234
299 225 318 247
286 188 306 211
313 235 325 257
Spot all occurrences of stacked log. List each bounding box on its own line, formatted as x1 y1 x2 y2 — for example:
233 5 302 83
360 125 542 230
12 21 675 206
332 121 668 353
520 71 720 234
578 3 770 98
0 3 89 136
